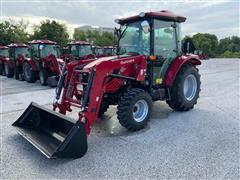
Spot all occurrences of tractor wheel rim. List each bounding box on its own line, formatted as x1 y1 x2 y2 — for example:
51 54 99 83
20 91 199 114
132 99 148 122
4 63 8 75
183 74 197 101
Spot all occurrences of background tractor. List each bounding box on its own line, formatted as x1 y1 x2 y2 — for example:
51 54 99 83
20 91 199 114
103 46 116 56
66 41 95 61
4 44 30 79
13 10 201 159
92 45 104 57
0 45 9 75
18 40 62 86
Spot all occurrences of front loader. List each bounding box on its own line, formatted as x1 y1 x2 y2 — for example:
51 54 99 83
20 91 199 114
12 10 201 158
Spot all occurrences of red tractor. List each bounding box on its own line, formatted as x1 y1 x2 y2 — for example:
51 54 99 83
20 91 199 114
103 46 116 56
13 10 201 159
66 41 95 61
4 44 30 79
92 45 104 57
18 40 62 86
0 45 9 75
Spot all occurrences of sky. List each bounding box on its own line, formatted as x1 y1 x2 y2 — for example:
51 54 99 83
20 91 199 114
0 0 239 39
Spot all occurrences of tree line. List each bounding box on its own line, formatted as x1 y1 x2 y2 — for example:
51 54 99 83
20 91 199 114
0 19 239 58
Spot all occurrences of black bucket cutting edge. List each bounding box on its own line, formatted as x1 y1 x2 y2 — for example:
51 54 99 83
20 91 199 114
12 102 88 159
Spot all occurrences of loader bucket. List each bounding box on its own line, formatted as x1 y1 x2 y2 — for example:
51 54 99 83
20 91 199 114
12 102 88 158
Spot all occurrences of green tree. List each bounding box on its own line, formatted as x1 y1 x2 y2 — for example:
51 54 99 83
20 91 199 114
73 30 87 41
73 28 116 46
218 36 240 54
32 20 69 47
0 20 29 45
192 33 218 57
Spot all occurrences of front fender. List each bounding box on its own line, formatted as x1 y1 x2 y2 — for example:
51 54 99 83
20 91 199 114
6 59 15 68
164 55 201 87
24 59 38 71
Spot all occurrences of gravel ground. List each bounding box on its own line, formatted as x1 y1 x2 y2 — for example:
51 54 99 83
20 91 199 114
0 58 239 179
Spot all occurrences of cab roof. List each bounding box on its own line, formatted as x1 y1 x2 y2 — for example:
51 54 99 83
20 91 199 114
68 41 91 45
104 46 115 49
116 10 186 24
8 43 28 48
29 40 56 44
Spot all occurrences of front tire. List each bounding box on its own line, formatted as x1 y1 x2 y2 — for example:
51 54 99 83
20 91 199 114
14 66 20 80
0 64 4 75
117 88 152 131
39 69 49 86
166 64 201 111
23 62 37 83
4 62 14 78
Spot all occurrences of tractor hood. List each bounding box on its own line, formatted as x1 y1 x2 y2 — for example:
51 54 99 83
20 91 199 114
83 54 138 70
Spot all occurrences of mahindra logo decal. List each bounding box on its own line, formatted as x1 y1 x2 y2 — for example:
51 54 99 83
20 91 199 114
120 59 134 64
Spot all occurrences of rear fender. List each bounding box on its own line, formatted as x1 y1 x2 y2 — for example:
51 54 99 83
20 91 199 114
163 55 201 87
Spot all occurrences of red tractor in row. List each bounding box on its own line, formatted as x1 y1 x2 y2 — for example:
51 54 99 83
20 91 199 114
92 45 104 57
103 46 116 56
4 43 29 79
15 40 62 86
13 10 201 159
66 41 95 61
0 45 9 75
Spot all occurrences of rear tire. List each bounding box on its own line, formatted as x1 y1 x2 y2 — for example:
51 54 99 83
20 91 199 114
39 69 49 86
14 66 20 80
23 62 37 83
4 62 14 78
166 64 200 111
117 88 152 131
0 64 4 75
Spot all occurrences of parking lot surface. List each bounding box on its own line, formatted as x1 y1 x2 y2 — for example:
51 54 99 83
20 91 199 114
0 58 239 179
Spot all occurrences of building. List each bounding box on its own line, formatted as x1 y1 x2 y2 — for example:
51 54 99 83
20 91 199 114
74 25 114 34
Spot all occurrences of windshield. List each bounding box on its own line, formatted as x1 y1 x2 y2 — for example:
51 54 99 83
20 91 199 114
104 48 113 55
15 47 30 58
70 45 92 57
39 44 58 58
119 21 150 56
96 48 103 55
154 20 178 59
0 49 9 57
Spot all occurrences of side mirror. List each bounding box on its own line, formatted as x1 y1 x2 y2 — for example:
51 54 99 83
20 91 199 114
114 27 121 38
141 20 150 34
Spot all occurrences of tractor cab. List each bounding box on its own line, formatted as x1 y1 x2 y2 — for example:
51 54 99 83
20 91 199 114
103 46 116 56
9 44 29 59
68 41 95 60
115 10 187 86
0 46 9 58
92 45 104 57
28 40 59 60
0 46 9 75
